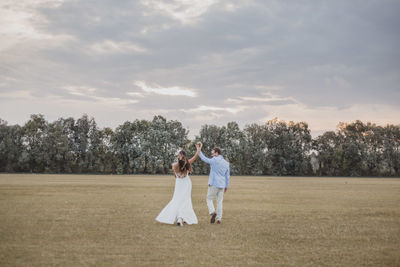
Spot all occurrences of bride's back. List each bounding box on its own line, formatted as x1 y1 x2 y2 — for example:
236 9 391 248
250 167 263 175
173 163 189 178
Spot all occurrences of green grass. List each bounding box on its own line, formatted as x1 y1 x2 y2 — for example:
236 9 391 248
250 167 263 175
0 174 399 266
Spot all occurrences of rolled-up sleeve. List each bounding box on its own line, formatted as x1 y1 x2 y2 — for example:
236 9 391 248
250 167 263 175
225 166 230 188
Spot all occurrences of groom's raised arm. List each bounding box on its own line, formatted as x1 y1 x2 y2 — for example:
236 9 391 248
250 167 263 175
199 151 213 165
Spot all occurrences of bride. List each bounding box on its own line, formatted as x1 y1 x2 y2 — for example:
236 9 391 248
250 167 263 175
156 143 201 226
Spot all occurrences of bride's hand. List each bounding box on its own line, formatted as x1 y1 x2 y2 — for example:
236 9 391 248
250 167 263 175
196 142 202 151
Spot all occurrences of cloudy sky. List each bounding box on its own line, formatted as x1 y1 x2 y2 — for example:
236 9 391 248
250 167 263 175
1 0 399 137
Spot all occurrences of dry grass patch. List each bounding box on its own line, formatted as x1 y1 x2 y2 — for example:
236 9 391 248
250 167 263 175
0 174 399 266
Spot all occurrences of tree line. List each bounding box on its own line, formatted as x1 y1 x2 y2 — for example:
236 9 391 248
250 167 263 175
0 114 399 176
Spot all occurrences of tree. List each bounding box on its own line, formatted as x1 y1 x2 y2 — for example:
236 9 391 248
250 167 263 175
381 124 400 176
23 114 48 172
42 119 70 173
99 127 116 173
264 119 312 176
113 120 149 174
242 123 268 175
313 131 341 176
0 119 25 172
0 114 398 176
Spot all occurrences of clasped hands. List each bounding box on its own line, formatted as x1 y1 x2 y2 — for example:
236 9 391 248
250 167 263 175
195 141 202 151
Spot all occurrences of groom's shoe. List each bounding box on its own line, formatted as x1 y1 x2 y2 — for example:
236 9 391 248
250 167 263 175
216 220 221 224
210 212 216 224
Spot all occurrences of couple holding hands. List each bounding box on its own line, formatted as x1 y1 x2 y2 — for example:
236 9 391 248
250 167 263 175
156 142 230 226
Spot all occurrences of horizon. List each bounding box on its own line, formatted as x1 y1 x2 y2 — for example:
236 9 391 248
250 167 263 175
1 112 398 139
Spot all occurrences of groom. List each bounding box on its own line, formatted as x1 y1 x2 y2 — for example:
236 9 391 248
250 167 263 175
197 142 230 224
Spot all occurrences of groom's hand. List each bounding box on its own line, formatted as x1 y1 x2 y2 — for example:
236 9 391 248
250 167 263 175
224 188 228 193
196 142 202 150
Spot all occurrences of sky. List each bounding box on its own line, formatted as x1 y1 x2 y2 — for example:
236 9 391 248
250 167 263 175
1 0 399 137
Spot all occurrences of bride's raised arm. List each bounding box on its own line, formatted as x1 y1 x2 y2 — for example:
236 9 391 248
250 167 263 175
188 143 201 164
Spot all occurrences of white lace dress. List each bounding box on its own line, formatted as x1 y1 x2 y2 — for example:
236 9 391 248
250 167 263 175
156 172 198 225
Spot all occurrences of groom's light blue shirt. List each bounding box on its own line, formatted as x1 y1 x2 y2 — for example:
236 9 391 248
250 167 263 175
199 152 230 189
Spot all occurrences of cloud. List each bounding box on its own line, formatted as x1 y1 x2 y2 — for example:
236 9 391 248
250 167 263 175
0 90 33 99
87 40 148 54
226 92 297 105
187 105 243 114
126 92 145 98
64 86 96 96
0 0 73 51
1 0 399 137
255 85 282 91
140 0 219 24
61 85 138 105
134 81 198 97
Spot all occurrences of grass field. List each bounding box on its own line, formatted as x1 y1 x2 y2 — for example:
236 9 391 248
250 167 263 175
0 174 399 266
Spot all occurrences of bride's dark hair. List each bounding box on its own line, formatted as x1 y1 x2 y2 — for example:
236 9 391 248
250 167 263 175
178 150 193 174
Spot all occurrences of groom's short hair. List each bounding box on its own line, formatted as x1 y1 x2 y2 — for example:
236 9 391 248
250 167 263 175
212 147 222 155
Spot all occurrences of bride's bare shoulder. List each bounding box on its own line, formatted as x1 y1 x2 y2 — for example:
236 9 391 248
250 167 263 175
172 162 179 170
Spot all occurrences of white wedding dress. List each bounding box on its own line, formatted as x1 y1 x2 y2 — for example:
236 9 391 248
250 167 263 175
156 172 198 225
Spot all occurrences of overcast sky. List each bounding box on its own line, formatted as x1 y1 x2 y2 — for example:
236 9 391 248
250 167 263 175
1 0 399 137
